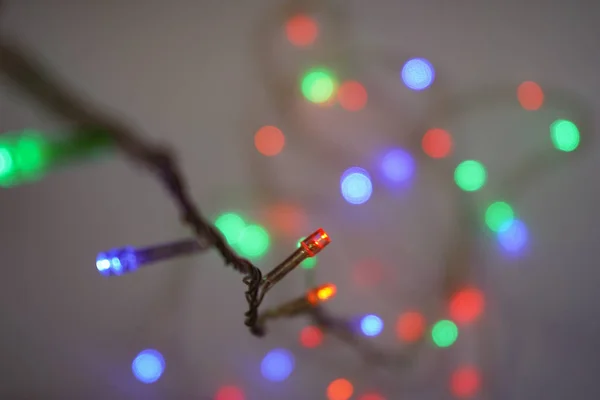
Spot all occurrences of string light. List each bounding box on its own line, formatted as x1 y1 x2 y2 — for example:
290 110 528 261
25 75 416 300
454 160 487 192
431 320 458 348
132 349 165 384
0 128 113 187
327 378 354 400
261 349 295 382
360 314 384 337
550 119 580 152
301 68 337 103
449 288 485 325
96 239 206 276
401 58 435 90
340 167 373 205
337 80 368 111
215 385 245 400
285 14 318 47
485 201 515 232
517 81 544 111
300 325 324 348
2 20 589 400
422 128 453 159
396 311 426 342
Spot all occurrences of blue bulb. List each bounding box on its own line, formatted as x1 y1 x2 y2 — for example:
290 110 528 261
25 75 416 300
340 167 373 205
360 314 383 337
96 246 138 276
132 349 165 384
381 148 415 183
261 348 295 382
497 219 528 254
401 58 435 91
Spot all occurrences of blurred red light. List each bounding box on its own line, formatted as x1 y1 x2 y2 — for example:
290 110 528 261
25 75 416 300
338 81 368 111
422 128 453 159
449 288 485 325
450 366 481 398
517 81 544 111
215 385 245 400
300 325 324 348
396 311 425 342
285 14 318 47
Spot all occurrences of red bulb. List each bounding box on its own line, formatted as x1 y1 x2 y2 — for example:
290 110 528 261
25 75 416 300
301 228 331 256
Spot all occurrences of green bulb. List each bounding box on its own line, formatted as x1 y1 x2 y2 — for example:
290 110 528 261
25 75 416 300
431 320 458 348
550 119 580 152
0 144 16 187
454 160 486 192
215 212 246 246
485 201 514 232
237 225 270 259
301 68 336 103
14 133 50 181
301 256 317 269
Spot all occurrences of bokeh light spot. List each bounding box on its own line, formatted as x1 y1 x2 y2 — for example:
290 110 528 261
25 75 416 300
254 126 285 156
485 201 515 232
261 349 295 382
338 80 368 111
517 81 544 111
352 258 383 288
454 160 486 192
215 213 246 246
215 385 245 400
550 119 580 152
381 148 415 184
451 366 481 398
132 349 165 384
300 325 323 348
497 219 528 254
401 58 435 90
340 167 373 205
285 14 318 47
327 378 354 400
422 128 453 158
301 68 337 104
360 314 383 337
396 311 426 342
449 288 485 325
237 225 270 258
265 203 307 238
431 320 458 348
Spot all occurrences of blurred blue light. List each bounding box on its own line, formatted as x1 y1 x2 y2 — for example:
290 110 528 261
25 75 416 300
381 148 415 183
340 167 373 205
132 349 165 384
497 219 528 254
261 348 295 382
96 246 138 276
360 314 383 337
401 58 435 91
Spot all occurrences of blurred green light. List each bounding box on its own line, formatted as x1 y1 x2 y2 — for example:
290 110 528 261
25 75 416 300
14 133 50 181
432 320 458 348
297 238 317 269
301 68 336 103
237 225 270 258
485 201 514 232
550 119 580 152
215 212 246 246
454 160 486 192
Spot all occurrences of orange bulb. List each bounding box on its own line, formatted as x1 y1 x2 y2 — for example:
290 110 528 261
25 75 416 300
327 378 354 400
307 283 337 305
301 228 331 256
